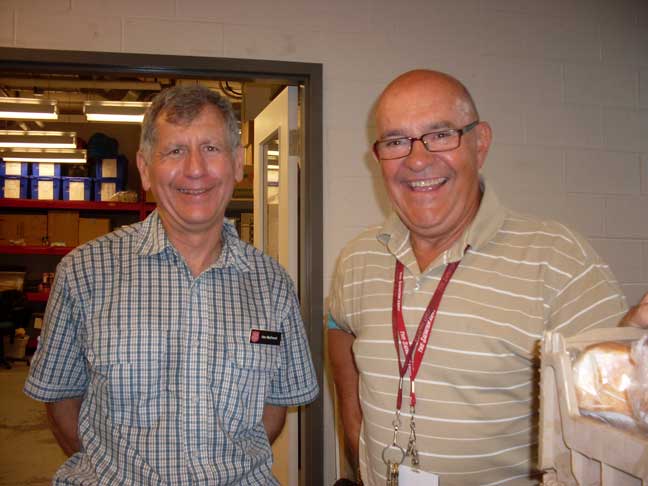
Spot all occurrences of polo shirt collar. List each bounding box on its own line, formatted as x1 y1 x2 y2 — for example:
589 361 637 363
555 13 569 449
377 178 506 271
136 210 251 273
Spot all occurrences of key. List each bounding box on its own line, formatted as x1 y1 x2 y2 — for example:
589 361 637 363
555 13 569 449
386 461 399 486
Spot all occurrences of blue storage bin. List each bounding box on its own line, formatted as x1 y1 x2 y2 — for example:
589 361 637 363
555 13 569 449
95 156 127 180
93 177 124 201
30 176 61 200
62 176 92 201
0 175 28 199
0 161 29 176
32 163 61 177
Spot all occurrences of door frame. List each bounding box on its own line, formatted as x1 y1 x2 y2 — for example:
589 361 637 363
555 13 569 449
0 47 324 486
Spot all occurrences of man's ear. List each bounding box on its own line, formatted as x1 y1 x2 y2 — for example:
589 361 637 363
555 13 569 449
475 121 492 171
233 146 244 183
136 151 151 191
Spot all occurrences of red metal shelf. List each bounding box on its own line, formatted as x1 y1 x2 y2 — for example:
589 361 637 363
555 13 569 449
0 198 155 213
26 291 50 302
0 245 72 255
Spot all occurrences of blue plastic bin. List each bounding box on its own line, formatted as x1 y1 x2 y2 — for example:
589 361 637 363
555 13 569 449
0 161 29 177
30 176 61 200
95 156 127 180
62 176 92 201
32 163 61 177
93 177 124 201
0 175 28 199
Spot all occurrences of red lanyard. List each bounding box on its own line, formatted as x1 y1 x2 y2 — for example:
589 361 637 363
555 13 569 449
391 258 462 411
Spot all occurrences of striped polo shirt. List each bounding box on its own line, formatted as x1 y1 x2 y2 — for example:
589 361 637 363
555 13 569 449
329 183 627 486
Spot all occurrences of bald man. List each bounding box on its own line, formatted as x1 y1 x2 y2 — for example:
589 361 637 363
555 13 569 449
328 70 647 486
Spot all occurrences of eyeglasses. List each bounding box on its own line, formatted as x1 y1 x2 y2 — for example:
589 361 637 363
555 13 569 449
373 120 480 160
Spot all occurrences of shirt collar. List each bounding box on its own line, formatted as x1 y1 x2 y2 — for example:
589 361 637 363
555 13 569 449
136 210 251 273
377 177 506 271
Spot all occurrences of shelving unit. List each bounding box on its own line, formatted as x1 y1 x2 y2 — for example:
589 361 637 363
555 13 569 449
1 198 156 220
1 198 158 256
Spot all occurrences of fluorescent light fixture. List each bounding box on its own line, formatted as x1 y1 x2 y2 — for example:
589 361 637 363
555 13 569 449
0 130 76 148
0 97 58 120
84 100 150 123
0 148 86 164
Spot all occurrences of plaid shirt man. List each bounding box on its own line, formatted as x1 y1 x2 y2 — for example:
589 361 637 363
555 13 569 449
25 211 319 485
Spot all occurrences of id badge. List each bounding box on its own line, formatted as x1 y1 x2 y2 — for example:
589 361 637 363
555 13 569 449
399 465 439 486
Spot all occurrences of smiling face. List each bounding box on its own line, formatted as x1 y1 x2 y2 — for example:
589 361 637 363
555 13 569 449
375 71 491 255
137 104 243 239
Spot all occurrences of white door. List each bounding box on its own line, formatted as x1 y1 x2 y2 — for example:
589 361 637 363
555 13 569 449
253 86 300 486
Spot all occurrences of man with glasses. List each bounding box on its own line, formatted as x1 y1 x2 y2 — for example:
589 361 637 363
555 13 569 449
328 70 647 485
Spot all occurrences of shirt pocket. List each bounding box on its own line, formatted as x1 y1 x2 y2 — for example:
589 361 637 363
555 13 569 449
106 360 167 428
212 341 281 436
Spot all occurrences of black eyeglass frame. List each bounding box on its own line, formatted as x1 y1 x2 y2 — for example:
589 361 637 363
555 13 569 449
373 120 480 160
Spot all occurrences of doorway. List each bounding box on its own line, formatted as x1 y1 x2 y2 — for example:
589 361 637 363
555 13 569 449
0 47 323 486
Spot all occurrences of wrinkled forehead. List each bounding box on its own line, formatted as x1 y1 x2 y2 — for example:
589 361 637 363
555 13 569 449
375 84 473 137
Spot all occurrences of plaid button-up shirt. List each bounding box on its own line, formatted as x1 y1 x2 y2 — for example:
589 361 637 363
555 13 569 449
25 211 319 485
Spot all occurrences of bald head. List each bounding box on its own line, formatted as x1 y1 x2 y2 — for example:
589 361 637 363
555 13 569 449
375 70 479 135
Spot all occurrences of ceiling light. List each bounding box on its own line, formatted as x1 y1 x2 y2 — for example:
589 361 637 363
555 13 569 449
0 148 86 164
84 101 150 123
0 97 58 120
0 130 76 148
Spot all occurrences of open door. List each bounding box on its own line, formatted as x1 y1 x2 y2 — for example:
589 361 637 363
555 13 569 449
253 86 300 486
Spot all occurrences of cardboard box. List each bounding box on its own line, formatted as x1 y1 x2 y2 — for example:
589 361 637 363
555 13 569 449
47 210 79 247
0 214 47 245
78 218 111 245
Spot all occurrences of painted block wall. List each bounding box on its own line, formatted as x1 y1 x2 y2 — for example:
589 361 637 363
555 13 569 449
2 0 647 482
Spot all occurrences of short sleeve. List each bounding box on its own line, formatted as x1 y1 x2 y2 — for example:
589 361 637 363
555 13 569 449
265 278 318 406
24 259 88 402
327 250 355 335
547 235 628 337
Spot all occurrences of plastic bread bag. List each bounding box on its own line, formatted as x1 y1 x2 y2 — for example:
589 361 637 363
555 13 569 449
627 335 648 433
571 338 645 434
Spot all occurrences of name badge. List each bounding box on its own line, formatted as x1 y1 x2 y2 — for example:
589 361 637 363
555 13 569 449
249 329 282 346
399 465 439 486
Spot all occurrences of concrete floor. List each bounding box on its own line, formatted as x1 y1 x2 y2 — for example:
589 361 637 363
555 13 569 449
0 362 67 485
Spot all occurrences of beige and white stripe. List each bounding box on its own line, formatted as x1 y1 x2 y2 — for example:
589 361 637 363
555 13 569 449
329 184 627 486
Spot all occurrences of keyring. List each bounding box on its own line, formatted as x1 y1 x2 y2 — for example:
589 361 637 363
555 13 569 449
381 442 406 466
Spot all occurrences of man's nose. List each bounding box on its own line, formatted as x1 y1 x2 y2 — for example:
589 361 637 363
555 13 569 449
404 138 434 169
183 148 207 176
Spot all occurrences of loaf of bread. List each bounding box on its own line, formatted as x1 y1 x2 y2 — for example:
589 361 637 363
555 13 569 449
572 341 634 416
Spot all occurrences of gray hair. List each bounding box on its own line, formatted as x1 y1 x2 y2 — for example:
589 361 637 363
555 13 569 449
139 84 240 161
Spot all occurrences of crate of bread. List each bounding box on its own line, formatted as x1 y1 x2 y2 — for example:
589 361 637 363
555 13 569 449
539 327 648 485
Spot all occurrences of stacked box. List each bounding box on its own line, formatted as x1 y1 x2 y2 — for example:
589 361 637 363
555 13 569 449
47 210 79 247
32 163 61 177
78 218 111 244
95 156 127 180
30 176 61 200
0 214 47 245
1 175 29 199
62 176 92 201
0 161 29 176
93 156 127 201
93 177 124 201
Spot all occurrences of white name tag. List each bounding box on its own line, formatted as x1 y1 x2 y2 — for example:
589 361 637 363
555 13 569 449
399 465 439 486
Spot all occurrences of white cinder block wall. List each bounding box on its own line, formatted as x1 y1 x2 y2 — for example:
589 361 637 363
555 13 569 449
3 0 647 482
